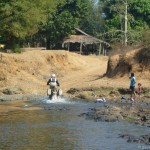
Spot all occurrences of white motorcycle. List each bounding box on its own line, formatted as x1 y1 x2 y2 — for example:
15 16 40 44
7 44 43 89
47 86 62 100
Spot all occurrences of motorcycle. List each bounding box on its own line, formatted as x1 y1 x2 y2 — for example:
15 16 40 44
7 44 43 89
47 87 62 100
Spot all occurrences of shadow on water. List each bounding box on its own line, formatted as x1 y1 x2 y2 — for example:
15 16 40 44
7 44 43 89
0 97 149 150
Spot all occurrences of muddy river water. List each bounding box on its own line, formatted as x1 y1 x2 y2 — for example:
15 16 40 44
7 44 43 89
0 97 149 150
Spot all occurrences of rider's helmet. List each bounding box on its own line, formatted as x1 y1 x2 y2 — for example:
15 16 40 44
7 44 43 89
51 73 56 78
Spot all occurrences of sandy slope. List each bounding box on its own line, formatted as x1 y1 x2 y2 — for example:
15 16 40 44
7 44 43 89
0 50 109 95
0 49 149 97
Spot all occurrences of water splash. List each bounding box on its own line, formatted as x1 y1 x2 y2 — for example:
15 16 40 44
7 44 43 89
40 96 75 104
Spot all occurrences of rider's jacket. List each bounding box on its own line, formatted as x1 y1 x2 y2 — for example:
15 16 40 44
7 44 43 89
47 77 60 87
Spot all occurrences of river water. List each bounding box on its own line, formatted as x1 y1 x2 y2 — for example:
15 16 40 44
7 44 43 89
0 97 149 150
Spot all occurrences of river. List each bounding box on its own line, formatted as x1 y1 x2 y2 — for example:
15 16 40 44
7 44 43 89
0 97 149 150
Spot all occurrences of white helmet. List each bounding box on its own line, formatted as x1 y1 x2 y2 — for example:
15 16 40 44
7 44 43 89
51 73 56 78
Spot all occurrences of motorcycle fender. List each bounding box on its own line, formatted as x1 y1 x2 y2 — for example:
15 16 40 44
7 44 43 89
58 89 63 96
47 89 51 95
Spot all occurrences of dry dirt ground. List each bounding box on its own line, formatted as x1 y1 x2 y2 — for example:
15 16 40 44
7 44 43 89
0 50 112 95
0 49 150 112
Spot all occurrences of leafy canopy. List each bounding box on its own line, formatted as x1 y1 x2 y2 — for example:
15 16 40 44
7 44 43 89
0 0 55 39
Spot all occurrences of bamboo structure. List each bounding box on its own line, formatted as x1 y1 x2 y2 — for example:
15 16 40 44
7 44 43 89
62 28 110 55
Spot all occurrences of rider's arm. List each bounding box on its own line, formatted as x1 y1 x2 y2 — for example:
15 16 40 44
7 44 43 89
56 80 60 86
47 79 50 85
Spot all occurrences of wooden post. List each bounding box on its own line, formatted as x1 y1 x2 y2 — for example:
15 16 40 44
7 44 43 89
99 43 102 55
68 43 70 51
104 49 107 56
124 0 128 47
28 42 30 48
80 42 82 54
103 45 105 55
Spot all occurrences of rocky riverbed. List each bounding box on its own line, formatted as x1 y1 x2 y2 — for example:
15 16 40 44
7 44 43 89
0 86 150 146
0 87 150 128
80 104 150 127
66 86 150 127
0 87 43 102
66 87 150 103
77 96 150 146
119 134 150 145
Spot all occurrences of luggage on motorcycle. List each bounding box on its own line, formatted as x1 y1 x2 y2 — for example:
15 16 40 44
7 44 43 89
47 89 52 95
57 89 62 96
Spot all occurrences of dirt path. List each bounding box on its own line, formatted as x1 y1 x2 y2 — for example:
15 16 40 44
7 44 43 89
61 55 108 91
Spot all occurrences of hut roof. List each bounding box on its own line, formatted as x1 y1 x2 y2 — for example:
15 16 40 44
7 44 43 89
62 28 110 47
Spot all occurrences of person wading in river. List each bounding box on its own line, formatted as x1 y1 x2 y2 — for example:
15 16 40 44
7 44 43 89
129 72 136 101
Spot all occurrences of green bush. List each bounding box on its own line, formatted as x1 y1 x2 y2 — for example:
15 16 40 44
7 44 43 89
11 42 21 53
142 30 150 48
13 44 21 53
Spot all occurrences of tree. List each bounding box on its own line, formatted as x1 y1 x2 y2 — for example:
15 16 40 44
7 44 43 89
99 0 150 46
79 0 105 36
42 0 89 49
0 0 55 51
129 0 150 29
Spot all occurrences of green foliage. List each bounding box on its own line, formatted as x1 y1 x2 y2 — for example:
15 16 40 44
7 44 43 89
43 0 89 49
100 0 150 30
79 0 105 36
0 0 89 50
129 0 150 29
1 0 149 50
142 30 150 47
13 44 21 53
99 0 150 46
0 0 46 38
0 0 55 50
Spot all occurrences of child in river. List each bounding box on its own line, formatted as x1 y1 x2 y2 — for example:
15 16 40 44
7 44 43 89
136 83 143 97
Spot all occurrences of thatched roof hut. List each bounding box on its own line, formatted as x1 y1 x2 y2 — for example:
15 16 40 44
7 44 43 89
62 28 110 55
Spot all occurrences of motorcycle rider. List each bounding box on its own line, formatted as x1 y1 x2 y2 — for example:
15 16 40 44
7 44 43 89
47 73 60 93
